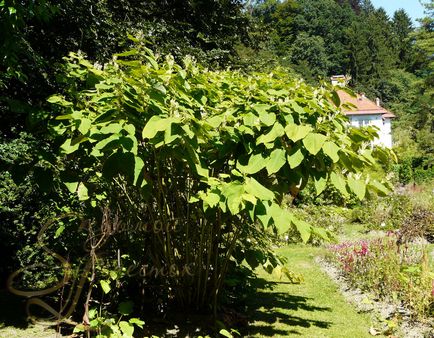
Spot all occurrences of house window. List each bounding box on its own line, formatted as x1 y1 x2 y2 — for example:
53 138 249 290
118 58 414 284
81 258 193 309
360 119 371 127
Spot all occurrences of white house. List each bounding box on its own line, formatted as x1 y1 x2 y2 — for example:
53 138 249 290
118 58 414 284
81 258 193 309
331 76 395 148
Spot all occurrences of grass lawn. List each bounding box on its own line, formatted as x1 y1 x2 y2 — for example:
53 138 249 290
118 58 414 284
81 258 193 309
1 243 380 337
245 244 378 338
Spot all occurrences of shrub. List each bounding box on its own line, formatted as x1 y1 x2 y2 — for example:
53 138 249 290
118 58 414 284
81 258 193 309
351 193 413 230
10 44 392 326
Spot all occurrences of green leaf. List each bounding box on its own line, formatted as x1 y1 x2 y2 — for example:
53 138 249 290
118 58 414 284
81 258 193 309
73 324 86 333
60 139 80 154
266 149 286 175
222 182 244 215
64 181 79 194
145 55 159 70
245 177 274 200
88 308 97 320
292 217 312 243
270 204 293 234
259 112 276 126
313 172 327 196
78 118 92 134
330 172 349 197
100 280 111 294
220 329 233 338
255 201 272 228
133 156 144 186
252 104 272 115
257 123 284 145
287 147 304 169
129 318 145 328
100 123 123 134
312 226 330 241
54 225 65 238
284 123 312 142
118 301 134 315
302 133 327 155
368 180 390 196
142 116 178 139
322 141 340 163
203 191 221 208
47 95 72 106
237 152 266 174
77 182 89 201
347 177 366 200
119 321 134 337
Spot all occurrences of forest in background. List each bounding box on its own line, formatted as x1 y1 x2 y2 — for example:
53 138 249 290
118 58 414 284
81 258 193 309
1 0 432 170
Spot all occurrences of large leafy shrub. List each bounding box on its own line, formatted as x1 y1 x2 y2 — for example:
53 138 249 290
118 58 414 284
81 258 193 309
13 43 392 325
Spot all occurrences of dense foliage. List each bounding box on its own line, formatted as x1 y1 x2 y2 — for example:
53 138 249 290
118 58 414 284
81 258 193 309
29 44 390 326
0 0 432 335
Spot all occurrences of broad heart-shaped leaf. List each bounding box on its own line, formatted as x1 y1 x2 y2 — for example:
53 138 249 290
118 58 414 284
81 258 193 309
202 191 221 208
266 149 286 175
119 321 134 337
237 152 266 174
259 112 276 126
322 141 340 163
347 176 366 200
330 172 349 197
287 147 304 169
291 217 312 243
302 133 327 155
257 123 285 145
142 116 178 139
252 103 272 115
222 181 244 215
245 177 274 200
285 123 312 142
312 171 327 196
100 280 111 294
269 203 293 234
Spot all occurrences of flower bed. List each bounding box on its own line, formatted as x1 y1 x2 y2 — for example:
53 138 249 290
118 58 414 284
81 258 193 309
327 233 434 320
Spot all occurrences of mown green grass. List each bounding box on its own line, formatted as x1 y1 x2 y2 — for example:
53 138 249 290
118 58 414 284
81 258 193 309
245 244 378 338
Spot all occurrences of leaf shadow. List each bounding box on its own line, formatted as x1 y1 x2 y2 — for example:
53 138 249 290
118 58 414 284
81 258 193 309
243 278 332 337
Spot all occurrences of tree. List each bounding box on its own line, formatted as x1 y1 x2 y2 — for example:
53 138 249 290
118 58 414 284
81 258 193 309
392 9 415 70
289 33 330 79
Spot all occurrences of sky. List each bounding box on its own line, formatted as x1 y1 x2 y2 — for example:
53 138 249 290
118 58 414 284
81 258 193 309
371 0 426 25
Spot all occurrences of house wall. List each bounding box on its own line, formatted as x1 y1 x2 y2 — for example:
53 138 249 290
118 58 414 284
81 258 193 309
348 115 393 148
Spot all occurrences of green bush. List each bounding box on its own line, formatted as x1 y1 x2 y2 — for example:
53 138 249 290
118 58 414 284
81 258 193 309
10 44 392 327
351 193 413 230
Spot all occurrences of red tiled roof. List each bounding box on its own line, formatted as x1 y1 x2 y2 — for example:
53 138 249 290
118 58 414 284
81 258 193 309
337 90 396 118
